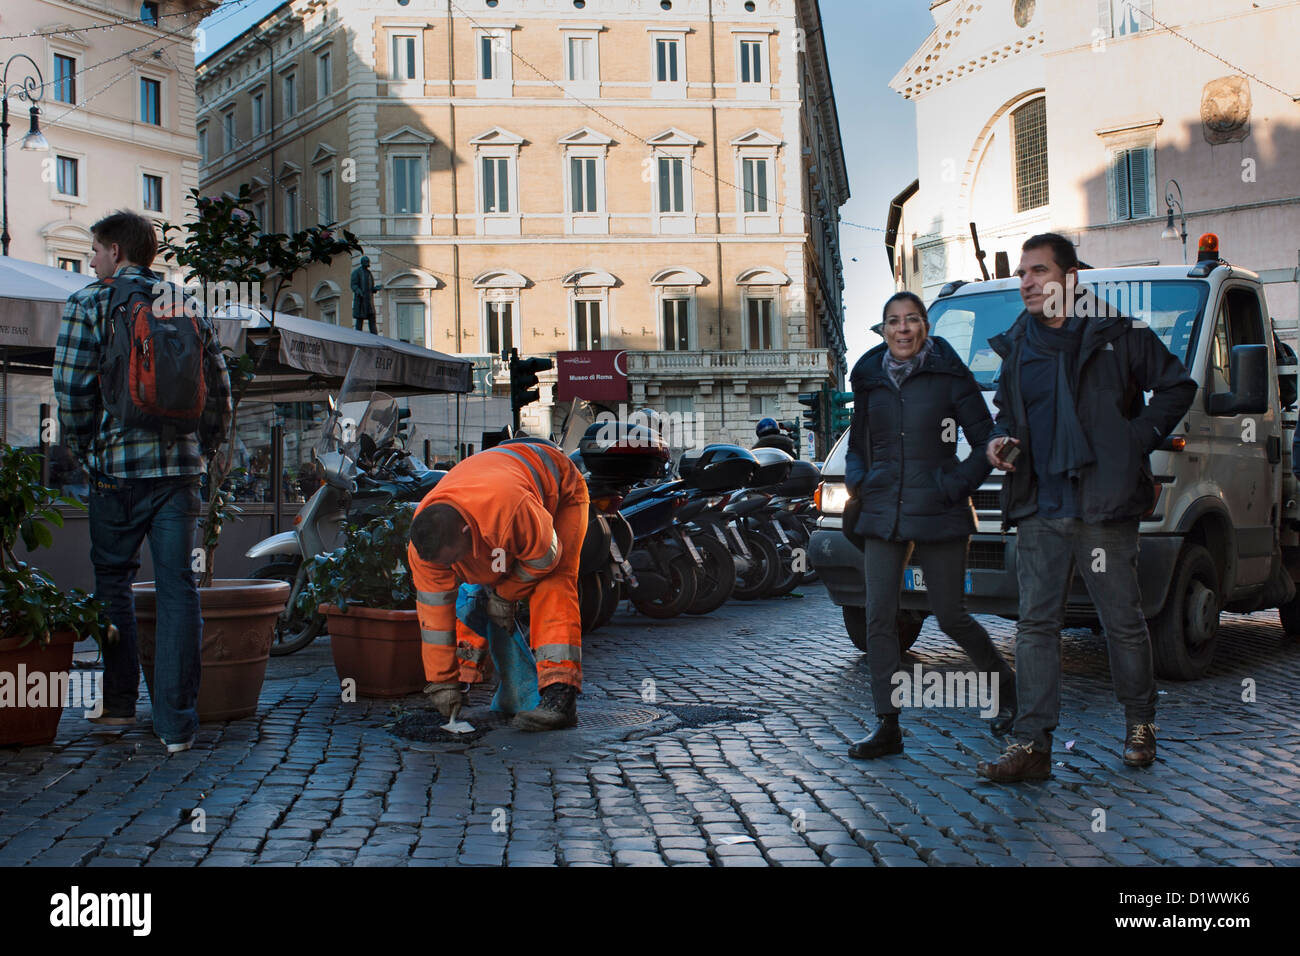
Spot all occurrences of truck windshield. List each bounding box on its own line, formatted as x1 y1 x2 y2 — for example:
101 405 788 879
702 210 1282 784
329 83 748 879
928 281 1211 388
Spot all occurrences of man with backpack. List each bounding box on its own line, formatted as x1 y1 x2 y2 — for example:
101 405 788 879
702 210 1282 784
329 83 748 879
54 210 232 753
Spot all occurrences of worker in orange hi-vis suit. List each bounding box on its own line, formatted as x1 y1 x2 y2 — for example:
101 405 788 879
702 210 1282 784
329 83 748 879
407 438 589 732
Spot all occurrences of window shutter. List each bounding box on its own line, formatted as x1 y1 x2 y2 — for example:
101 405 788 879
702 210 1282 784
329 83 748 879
1129 146 1153 218
1135 0 1153 30
1098 0 1113 38
1106 148 1123 221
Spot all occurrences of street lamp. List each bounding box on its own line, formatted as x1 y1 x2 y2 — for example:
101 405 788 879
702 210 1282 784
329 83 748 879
2 54 50 257
1161 178 1188 265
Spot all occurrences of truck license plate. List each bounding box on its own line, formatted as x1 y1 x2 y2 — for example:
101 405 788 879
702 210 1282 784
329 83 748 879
903 568 973 593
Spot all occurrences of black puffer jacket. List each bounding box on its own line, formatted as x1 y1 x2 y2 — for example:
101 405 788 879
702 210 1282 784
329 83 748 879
844 335 994 543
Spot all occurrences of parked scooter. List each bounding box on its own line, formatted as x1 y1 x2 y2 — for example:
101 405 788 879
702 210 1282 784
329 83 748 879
246 378 441 654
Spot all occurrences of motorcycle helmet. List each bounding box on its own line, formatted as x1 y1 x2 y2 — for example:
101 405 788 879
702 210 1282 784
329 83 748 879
756 417 780 438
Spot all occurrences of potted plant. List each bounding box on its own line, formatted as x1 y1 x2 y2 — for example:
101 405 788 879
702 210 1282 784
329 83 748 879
128 187 364 722
298 504 426 698
0 445 107 746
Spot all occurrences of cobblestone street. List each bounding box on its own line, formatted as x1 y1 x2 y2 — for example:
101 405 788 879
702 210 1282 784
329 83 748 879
2 584 1299 867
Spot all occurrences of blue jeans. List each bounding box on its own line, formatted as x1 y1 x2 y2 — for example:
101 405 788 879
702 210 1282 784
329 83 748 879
1013 516 1157 751
88 473 203 743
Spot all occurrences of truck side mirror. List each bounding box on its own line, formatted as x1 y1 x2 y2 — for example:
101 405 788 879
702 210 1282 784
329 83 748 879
1207 343 1269 416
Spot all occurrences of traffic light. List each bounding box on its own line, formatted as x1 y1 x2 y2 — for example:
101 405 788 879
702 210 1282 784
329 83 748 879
508 348 553 431
798 391 822 440
829 391 853 436
779 419 800 459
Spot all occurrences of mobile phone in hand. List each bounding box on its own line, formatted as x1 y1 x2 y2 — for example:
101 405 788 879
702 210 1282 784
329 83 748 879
1001 442 1022 466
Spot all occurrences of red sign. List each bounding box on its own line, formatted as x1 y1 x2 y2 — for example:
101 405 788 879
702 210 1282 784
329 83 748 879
556 350 629 403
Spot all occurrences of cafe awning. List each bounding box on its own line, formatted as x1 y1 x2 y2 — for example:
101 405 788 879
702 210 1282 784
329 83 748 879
213 304 474 400
0 256 93 354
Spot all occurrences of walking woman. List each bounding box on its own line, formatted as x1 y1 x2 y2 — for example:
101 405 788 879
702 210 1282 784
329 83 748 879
844 292 1016 759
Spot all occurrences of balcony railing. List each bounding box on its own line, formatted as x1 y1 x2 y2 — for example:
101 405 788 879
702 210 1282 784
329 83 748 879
625 349 832 376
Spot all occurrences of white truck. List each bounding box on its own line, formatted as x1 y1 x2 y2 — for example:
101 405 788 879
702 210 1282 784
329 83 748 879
812 237 1300 679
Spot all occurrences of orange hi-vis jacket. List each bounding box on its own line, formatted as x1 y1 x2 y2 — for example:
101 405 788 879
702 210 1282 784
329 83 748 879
408 440 589 691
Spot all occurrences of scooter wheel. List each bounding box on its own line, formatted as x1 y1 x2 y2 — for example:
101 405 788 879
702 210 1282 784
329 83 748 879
251 560 326 655
632 553 698 619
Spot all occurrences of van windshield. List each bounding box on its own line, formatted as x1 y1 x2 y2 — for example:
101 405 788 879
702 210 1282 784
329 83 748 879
928 280 1210 388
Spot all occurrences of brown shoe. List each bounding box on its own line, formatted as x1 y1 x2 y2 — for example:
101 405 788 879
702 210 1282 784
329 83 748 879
1123 722 1157 767
976 742 1051 783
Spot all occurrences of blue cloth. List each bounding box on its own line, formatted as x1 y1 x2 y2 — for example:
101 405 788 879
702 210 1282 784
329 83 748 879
88 472 203 743
456 584 539 715
1020 337 1079 519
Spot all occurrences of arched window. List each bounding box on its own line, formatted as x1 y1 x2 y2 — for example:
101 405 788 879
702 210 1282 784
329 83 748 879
1011 97 1049 213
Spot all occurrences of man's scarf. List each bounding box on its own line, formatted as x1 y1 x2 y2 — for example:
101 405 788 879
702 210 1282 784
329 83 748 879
1025 313 1095 478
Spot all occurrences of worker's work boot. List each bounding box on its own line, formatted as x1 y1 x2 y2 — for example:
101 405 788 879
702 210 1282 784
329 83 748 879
513 683 578 732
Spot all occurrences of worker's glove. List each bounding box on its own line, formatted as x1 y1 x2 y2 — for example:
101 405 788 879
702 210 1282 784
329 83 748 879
484 588 519 632
424 682 466 718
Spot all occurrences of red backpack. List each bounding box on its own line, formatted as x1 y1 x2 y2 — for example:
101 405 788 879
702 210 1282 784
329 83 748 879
99 273 212 437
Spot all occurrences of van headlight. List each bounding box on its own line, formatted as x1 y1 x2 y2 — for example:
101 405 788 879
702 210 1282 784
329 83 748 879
818 481 851 515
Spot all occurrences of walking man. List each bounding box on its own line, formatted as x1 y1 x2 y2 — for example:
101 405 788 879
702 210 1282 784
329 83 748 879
977 233 1195 781
54 210 232 753
408 438 588 731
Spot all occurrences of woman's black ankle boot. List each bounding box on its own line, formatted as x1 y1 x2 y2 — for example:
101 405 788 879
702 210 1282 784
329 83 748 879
848 713 904 760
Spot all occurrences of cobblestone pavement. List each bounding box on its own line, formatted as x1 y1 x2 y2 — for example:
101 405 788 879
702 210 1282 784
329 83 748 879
2 583 1299 867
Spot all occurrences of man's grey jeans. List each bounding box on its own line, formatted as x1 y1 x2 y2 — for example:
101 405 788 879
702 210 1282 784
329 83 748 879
1013 516 1157 751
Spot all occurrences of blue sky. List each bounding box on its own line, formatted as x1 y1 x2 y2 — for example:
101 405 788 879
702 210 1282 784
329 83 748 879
197 0 938 364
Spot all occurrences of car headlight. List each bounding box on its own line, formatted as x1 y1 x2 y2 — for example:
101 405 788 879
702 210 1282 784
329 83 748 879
818 481 851 515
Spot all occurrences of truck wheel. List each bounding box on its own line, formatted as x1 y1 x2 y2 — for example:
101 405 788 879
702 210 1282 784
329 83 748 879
1150 543 1220 680
843 606 927 654
1279 593 1300 637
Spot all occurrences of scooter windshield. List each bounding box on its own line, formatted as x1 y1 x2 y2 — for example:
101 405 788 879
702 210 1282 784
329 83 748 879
316 354 401 484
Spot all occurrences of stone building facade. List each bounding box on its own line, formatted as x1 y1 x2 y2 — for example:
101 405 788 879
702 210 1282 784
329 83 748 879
194 0 849 454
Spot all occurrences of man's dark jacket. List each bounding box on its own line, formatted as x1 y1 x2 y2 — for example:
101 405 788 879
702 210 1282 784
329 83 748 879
844 335 994 543
754 432 796 457
988 301 1196 528
350 264 375 319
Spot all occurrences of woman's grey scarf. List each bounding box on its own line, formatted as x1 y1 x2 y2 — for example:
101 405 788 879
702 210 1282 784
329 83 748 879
1025 314 1095 479
884 337 934 389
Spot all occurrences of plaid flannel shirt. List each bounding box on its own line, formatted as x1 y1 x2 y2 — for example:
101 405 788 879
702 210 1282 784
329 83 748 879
53 265 233 480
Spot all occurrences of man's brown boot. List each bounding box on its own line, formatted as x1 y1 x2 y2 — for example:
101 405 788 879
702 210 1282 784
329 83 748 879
976 742 1051 783
513 683 578 732
1123 723 1157 767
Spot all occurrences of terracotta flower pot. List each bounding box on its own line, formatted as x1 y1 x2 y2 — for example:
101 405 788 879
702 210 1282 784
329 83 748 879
321 605 425 698
0 631 77 747
134 579 290 722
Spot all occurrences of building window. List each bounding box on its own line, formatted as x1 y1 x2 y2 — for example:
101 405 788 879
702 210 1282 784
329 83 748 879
662 298 690 351
394 302 426 345
1109 146 1154 222
283 72 297 116
320 303 338 324
482 156 510 214
479 33 509 81
56 156 79 197
253 200 266 231
742 157 770 213
749 395 780 417
658 156 686 213
391 156 423 214
1105 0 1152 37
746 296 776 350
53 54 76 105
570 156 599 214
318 170 335 223
486 301 513 355
567 35 596 82
573 300 602 350
140 77 161 125
284 185 298 233
251 90 264 135
198 126 208 163
142 173 163 212
58 257 81 273
739 39 763 83
139 1 159 27
391 34 418 80
317 48 332 97
222 110 235 152
1012 97 1049 212
655 38 680 83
